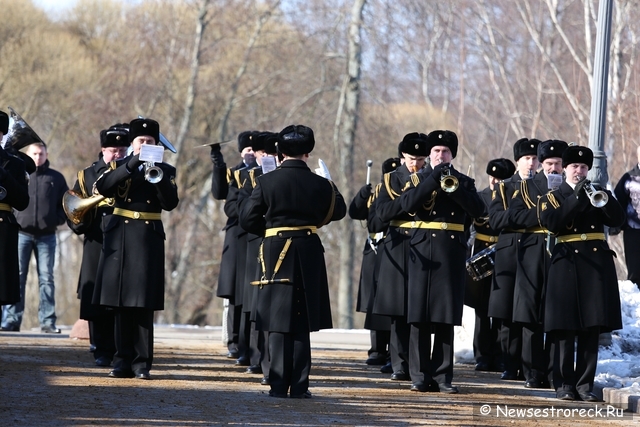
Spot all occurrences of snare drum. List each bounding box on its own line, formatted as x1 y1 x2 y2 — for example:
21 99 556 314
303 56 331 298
466 244 497 281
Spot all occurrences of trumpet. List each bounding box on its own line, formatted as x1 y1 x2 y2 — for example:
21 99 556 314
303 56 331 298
440 165 459 193
63 190 106 225
583 180 608 207
144 162 163 184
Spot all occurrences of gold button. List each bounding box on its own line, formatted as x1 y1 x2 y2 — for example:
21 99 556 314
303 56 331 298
450 235 455 239
404 230 409 235
145 221 149 224
134 212 141 219
307 231 310 235
441 223 448 230
574 249 579 253
278 232 283 237
125 220 129 224
593 248 597 252
0 218 3 222
580 234 587 240
451 212 455 216
147 200 151 204
574 228 578 232
591 225 595 229
127 198 132 202
432 233 436 237
432 211 436 215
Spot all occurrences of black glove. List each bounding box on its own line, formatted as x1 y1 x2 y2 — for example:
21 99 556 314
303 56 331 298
430 162 448 180
126 154 143 172
358 184 372 199
210 144 224 166
573 178 589 200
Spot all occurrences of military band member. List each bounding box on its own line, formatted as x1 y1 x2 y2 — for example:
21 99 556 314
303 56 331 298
0 110 30 308
213 131 258 362
239 124 346 399
67 124 129 366
488 138 540 381
373 134 429 383
539 146 624 401
349 158 400 367
465 158 515 372
236 131 279 383
507 139 568 388
93 118 178 380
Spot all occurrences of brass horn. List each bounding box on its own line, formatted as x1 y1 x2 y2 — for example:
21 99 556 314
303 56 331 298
440 165 459 193
62 190 106 225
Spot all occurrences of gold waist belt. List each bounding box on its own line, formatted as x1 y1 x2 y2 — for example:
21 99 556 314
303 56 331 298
113 208 161 221
511 226 547 234
390 220 464 232
556 233 605 243
0 203 11 212
265 226 318 237
475 233 499 243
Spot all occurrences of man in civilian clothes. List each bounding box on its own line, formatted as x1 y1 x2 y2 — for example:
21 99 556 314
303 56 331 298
239 124 346 398
465 158 515 372
384 130 484 393
93 118 178 380
487 138 540 381
211 131 257 362
539 146 624 401
0 110 30 313
66 124 129 366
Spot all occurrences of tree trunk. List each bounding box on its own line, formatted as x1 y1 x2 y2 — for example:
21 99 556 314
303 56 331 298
334 0 366 329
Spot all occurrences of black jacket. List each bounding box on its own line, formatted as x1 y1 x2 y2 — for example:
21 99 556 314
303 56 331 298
15 160 68 236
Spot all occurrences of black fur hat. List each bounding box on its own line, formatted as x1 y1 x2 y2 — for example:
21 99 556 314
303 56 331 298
277 125 315 156
237 131 257 153
562 145 593 169
537 139 568 163
426 130 458 158
101 123 130 148
382 157 401 174
513 138 541 161
486 158 516 180
398 132 429 156
129 118 159 144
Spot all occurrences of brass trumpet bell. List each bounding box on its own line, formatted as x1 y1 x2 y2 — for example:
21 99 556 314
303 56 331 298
62 190 106 225
441 167 459 193
144 162 163 184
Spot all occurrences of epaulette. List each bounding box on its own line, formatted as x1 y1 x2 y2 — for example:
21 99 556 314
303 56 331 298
367 183 383 209
249 168 257 188
233 169 245 188
226 168 232 184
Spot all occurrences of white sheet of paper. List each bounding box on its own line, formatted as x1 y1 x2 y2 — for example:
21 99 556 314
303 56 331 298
139 144 164 163
261 156 277 174
547 173 563 190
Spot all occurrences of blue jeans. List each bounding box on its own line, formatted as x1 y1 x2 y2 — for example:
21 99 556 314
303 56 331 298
2 232 57 328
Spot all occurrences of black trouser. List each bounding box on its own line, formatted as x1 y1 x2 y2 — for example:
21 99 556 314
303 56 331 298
409 322 454 385
249 320 268 369
500 320 522 375
623 228 640 288
90 311 116 361
389 316 410 373
553 328 600 394
368 330 391 359
226 302 243 353
520 322 547 382
113 307 154 373
239 310 256 363
472 311 501 367
268 331 310 396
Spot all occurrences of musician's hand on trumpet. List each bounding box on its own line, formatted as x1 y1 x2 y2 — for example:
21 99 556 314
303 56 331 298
126 153 144 173
430 162 459 193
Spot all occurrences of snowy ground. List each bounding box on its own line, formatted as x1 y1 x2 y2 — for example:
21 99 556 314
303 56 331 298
453 280 640 390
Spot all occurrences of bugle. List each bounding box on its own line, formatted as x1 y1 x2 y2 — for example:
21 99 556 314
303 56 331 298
583 180 608 208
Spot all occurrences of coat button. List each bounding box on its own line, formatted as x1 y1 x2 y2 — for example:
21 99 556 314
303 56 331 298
125 220 129 224
145 221 149 224
127 198 132 202
451 212 455 216
0 218 3 222
147 200 151 204
432 233 436 237
593 248 597 252
574 249 579 253
450 235 455 239
432 211 436 215
591 225 595 229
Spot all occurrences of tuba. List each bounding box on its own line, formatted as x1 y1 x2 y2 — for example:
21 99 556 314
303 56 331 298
62 190 106 225
3 107 43 175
